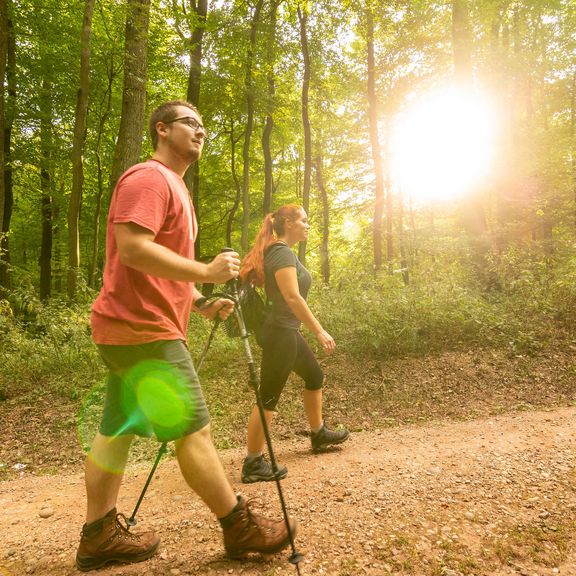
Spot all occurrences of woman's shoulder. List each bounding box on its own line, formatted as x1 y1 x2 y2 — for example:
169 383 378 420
265 242 296 267
265 241 290 254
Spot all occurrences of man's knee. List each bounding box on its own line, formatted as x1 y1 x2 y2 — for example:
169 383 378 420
175 422 212 449
88 433 134 473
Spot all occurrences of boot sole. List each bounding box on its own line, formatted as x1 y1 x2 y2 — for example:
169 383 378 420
75 540 160 572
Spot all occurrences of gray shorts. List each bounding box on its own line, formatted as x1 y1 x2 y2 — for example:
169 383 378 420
97 340 211 442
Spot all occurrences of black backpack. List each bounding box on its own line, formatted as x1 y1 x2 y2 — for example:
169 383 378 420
225 282 269 340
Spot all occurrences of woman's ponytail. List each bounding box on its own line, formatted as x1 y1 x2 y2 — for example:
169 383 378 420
240 213 275 286
240 204 303 287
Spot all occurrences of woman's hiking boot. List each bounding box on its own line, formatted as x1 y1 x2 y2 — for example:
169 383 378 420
311 423 350 453
241 454 288 483
75 508 160 571
221 495 296 558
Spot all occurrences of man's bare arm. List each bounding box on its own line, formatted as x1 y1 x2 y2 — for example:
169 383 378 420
115 222 239 285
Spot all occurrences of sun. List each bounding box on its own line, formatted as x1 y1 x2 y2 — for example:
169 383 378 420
391 85 499 205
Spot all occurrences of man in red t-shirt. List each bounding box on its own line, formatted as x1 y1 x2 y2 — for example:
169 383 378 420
76 100 294 571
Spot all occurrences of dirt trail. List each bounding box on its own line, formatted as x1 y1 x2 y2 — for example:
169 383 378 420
2 406 576 576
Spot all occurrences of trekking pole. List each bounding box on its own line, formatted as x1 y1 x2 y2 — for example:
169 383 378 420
195 297 222 373
127 441 168 527
221 254 303 574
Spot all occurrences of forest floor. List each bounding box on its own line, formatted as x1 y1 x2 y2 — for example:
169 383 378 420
2 339 576 576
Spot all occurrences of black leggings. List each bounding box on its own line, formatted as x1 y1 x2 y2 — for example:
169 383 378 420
258 324 324 410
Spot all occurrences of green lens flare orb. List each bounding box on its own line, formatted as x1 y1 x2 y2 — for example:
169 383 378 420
77 360 196 453
135 370 187 427
124 360 196 439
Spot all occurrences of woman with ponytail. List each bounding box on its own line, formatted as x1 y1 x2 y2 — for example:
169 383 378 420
239 204 349 483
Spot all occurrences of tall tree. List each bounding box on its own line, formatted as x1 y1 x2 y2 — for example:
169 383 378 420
109 0 151 192
67 0 96 299
452 0 472 83
261 0 280 216
184 0 207 257
366 6 385 272
0 0 8 290
241 0 264 252
384 114 393 273
39 77 54 301
571 69 576 229
397 184 409 286
226 118 242 247
314 152 330 283
2 2 14 287
297 1 311 264
453 0 491 285
88 52 117 289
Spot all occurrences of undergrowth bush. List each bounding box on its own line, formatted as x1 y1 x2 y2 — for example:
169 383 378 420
548 258 576 332
0 296 102 401
0 244 573 402
310 252 567 358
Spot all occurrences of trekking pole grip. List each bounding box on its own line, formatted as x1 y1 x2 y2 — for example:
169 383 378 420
220 247 239 293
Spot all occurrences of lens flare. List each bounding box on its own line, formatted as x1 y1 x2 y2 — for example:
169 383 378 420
391 85 499 204
77 360 196 466
129 360 195 434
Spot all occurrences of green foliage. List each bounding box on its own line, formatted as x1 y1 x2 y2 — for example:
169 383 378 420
3 0 576 441
0 292 101 402
2 0 575 304
2 243 574 406
310 246 572 359
546 257 576 332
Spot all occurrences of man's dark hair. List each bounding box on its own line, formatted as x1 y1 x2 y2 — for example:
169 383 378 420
148 100 200 150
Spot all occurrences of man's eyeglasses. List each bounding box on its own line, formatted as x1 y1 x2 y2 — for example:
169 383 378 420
165 116 205 133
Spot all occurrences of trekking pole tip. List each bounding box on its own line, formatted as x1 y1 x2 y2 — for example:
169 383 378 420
290 552 304 574
289 552 304 566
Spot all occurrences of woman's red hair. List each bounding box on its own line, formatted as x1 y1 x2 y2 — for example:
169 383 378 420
240 204 303 287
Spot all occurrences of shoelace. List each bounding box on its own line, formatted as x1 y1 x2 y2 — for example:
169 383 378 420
114 513 142 541
243 500 275 535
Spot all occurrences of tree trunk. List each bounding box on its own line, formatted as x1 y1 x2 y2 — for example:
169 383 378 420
184 0 207 257
261 0 279 217
384 116 393 274
227 120 242 247
89 58 115 288
39 78 53 301
489 5 511 254
453 0 494 286
0 0 10 290
366 8 385 273
241 0 264 252
53 199 63 292
297 2 311 265
314 154 330 284
452 0 472 83
571 70 576 230
109 0 151 192
67 0 96 300
397 187 409 286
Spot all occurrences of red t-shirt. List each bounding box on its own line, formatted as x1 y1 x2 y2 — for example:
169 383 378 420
91 160 198 345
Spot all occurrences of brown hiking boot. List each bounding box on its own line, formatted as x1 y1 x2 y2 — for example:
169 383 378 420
75 508 160 571
222 496 296 558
